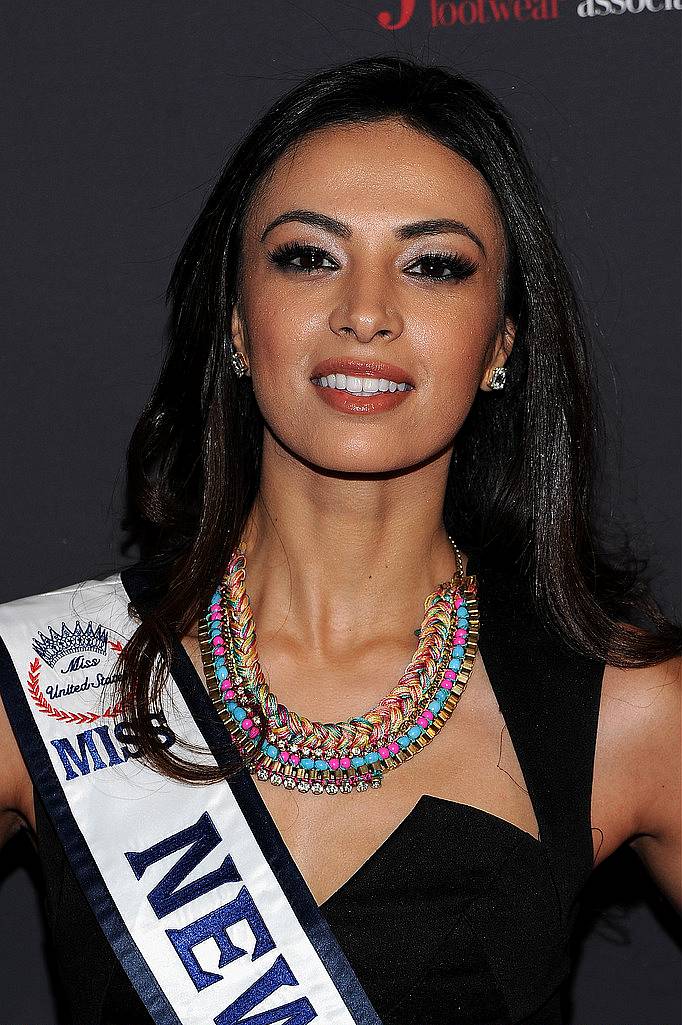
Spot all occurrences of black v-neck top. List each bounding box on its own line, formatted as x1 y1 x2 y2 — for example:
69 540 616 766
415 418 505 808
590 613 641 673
29 550 605 1024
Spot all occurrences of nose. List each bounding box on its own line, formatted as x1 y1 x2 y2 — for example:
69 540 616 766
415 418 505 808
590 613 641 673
328 283 403 345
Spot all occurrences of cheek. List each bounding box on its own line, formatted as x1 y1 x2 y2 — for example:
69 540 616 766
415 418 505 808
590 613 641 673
242 277 315 368
407 301 497 429
241 305 313 439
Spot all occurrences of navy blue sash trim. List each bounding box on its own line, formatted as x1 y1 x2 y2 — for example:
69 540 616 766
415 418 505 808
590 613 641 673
0 631 183 1025
120 567 384 1025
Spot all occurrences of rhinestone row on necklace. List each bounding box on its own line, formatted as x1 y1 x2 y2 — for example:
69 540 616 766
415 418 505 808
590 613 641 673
198 539 479 795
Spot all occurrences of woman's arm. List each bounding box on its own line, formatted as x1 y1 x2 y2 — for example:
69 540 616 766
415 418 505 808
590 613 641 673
0 689 31 848
618 653 682 914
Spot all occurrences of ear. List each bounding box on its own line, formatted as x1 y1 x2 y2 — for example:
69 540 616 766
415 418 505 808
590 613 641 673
230 305 251 373
480 316 515 392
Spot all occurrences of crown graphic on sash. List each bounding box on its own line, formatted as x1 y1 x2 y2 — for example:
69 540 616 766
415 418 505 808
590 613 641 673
32 620 109 668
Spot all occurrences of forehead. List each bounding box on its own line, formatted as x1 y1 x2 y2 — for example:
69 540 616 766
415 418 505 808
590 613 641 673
247 118 504 251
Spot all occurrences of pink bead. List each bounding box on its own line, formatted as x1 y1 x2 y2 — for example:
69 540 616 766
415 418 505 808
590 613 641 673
279 750 289 762
210 602 221 611
214 646 225 657
417 716 429 727
222 688 235 699
423 709 434 722
210 611 222 621
454 595 463 608
340 756 351 769
248 727 260 739
388 742 400 754
240 718 252 730
289 753 300 766
328 757 339 770
211 635 223 647
443 669 457 680
442 679 453 690
455 629 468 640
378 746 390 759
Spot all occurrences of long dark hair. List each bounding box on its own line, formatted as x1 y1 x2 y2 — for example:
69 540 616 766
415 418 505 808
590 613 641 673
114 53 681 784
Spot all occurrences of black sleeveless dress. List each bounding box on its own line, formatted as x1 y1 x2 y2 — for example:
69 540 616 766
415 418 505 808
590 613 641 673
29 550 605 1025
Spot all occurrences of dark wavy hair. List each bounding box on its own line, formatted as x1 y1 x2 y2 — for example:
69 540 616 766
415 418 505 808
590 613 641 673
114 53 681 784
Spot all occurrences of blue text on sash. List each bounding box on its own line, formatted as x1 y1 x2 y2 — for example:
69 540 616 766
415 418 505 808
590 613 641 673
125 811 318 1025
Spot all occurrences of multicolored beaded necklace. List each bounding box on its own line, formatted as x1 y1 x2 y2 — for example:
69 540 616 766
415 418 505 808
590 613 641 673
198 538 479 795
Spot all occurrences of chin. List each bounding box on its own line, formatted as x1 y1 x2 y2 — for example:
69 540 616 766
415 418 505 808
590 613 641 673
264 415 447 477
296 441 432 478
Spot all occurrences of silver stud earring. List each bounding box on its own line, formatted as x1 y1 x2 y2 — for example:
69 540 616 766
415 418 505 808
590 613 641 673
229 345 249 378
488 366 506 390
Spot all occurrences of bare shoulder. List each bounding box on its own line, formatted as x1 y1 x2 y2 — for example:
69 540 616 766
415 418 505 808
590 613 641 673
591 647 681 911
0 685 34 847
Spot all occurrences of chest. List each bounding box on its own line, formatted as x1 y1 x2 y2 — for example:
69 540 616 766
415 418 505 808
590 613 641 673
182 635 553 906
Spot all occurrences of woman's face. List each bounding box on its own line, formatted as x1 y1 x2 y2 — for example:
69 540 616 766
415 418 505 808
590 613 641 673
232 117 514 475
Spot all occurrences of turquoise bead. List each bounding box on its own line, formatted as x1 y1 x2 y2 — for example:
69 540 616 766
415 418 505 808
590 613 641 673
350 755 366 768
214 656 226 668
314 758 328 770
457 607 469 620
452 644 465 657
300 757 315 769
227 700 236 711
449 658 462 671
436 688 449 702
407 725 423 739
397 735 411 748
211 591 221 604
365 751 379 763
233 706 247 722
428 700 440 714
216 667 229 681
265 744 277 759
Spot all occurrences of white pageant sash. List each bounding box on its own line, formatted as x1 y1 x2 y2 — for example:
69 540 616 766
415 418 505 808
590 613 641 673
0 569 383 1025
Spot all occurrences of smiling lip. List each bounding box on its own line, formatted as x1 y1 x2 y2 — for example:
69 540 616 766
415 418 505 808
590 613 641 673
310 357 414 386
312 385 412 416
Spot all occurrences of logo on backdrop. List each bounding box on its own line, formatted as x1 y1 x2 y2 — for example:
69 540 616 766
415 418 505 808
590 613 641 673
376 0 561 26
376 0 680 27
28 619 125 723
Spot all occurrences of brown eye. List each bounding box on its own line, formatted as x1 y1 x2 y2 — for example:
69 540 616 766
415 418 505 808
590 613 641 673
267 242 337 274
405 251 478 281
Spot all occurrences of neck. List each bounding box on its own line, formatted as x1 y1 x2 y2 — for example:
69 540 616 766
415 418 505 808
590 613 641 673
238 437 466 657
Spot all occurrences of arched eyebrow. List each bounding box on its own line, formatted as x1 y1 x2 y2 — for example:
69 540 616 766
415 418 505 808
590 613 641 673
260 209 486 257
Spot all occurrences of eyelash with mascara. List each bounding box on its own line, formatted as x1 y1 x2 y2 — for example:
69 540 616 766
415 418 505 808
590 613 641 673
266 241 478 282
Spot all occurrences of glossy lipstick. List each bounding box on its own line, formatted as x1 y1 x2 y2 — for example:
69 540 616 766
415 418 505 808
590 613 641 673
309 358 415 416
310 357 414 386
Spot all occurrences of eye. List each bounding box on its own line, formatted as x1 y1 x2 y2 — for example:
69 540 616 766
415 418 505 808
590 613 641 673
405 251 478 282
267 242 338 275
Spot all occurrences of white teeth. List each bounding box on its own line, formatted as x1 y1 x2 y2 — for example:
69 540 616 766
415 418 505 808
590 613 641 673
313 374 412 395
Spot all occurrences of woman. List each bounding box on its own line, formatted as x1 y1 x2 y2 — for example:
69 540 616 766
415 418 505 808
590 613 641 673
0 54 679 1025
